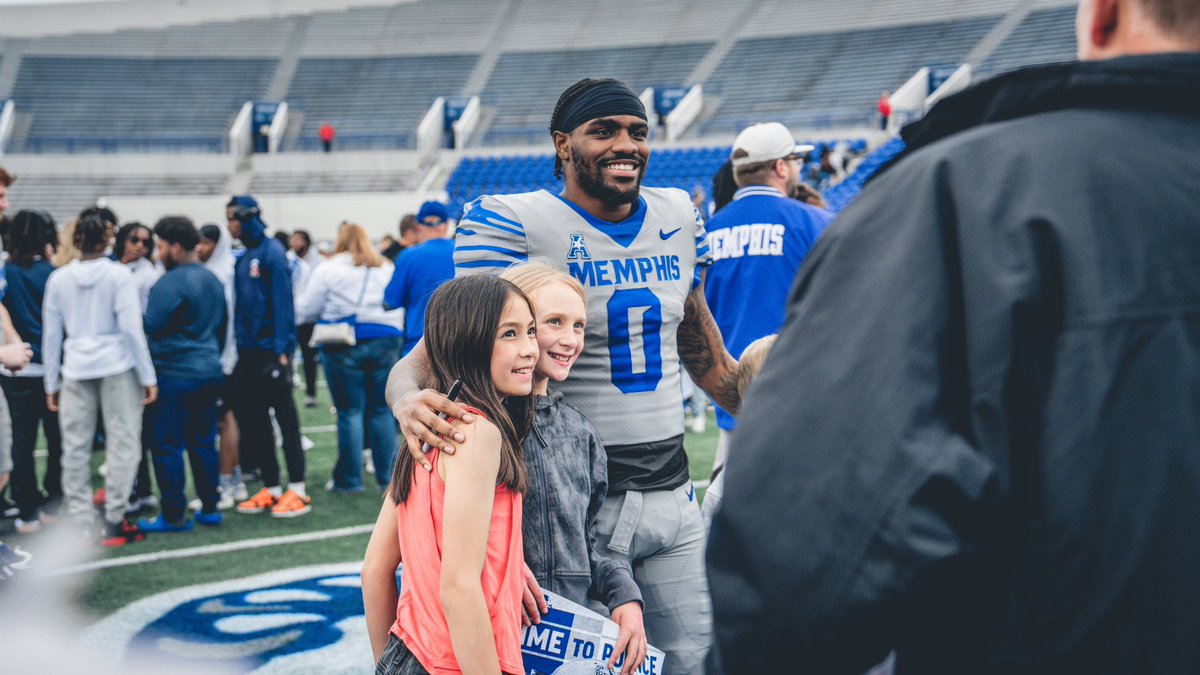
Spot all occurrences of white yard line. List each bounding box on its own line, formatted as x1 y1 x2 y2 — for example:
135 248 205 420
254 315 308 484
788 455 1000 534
49 524 374 577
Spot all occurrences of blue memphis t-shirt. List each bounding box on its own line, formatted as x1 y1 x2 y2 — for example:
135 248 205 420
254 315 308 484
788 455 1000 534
704 185 833 431
383 237 455 355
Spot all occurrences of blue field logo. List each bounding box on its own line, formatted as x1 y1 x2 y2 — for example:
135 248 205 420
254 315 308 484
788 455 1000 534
84 562 663 675
84 563 379 675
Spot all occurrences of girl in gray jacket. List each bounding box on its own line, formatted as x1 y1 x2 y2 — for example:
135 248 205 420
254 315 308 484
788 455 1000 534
502 262 648 675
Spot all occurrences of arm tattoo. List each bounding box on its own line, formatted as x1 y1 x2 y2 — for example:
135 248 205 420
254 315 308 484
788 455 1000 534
679 288 741 413
678 292 716 377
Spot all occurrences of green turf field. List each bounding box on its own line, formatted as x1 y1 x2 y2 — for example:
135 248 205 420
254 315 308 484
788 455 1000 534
17 380 720 618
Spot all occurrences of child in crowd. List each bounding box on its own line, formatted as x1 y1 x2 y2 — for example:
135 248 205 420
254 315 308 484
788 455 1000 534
362 275 537 675
700 334 776 531
42 214 158 547
501 261 647 674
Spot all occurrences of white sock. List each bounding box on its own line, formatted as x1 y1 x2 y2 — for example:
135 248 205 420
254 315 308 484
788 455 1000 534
267 486 283 498
288 482 307 498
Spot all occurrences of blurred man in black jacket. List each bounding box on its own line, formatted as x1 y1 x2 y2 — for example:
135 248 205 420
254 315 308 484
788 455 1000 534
707 1 1200 673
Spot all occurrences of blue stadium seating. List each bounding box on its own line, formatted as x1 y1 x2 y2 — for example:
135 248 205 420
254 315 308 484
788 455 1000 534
284 54 479 151
822 137 906 213
443 139 868 221
700 16 998 136
481 43 713 145
980 7 1077 75
2 2 1082 154
11 56 276 153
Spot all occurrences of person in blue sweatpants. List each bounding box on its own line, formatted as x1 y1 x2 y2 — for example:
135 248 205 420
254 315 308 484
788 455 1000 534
139 217 227 531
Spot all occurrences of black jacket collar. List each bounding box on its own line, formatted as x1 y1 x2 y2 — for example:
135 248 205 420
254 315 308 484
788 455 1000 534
899 52 1200 156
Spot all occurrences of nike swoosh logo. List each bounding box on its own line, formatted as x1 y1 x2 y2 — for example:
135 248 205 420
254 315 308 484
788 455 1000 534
687 484 695 502
659 227 682 240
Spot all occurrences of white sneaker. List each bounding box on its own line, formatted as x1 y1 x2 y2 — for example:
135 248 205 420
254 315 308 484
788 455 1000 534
190 492 238 511
301 435 315 452
690 415 706 434
13 517 42 535
364 449 375 475
231 481 249 501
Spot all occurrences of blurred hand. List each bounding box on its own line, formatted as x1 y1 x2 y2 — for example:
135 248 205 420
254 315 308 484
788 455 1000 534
609 602 647 675
0 342 32 371
520 564 548 627
143 385 158 406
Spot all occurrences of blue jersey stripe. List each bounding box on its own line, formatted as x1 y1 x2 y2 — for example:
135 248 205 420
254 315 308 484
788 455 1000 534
455 245 528 261
464 203 526 234
456 260 516 269
462 217 524 238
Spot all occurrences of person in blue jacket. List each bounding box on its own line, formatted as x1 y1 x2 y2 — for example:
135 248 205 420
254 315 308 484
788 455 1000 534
138 217 227 532
224 196 310 518
702 122 832 480
383 200 455 356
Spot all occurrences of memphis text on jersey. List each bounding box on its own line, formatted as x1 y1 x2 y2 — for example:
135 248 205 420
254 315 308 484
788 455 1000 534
706 223 786 261
566 232 683 287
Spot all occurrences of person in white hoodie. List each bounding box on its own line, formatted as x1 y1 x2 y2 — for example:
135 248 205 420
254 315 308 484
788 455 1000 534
42 214 158 547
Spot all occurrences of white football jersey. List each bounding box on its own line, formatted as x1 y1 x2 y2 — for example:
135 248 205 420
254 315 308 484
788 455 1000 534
454 187 710 449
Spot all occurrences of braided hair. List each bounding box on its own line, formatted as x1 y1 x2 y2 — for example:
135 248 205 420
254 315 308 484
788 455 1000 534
549 78 605 180
7 210 55 265
75 213 112 255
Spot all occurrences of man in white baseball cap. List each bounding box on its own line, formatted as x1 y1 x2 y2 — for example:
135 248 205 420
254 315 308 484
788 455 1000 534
700 122 831 496
731 122 814 176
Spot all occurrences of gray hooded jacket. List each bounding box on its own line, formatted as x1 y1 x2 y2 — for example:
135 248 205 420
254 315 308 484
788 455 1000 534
523 392 642 612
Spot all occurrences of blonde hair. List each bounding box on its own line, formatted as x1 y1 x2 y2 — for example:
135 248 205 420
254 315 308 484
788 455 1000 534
736 334 777 399
53 218 82 267
335 222 384 268
499 259 587 308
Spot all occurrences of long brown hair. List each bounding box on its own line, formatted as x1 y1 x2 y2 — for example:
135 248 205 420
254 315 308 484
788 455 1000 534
387 275 535 503
335 222 384 268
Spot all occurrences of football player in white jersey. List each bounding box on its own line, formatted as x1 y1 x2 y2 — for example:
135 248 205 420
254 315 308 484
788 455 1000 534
386 79 740 675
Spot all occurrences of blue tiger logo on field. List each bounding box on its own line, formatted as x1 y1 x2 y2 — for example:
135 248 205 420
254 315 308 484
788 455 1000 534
129 573 370 672
84 563 380 675
85 562 662 675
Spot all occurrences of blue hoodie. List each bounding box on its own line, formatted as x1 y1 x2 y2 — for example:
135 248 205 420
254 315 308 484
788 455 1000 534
230 196 295 355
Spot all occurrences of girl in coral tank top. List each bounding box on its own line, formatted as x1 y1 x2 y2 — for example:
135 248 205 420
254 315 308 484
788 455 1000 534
363 275 538 675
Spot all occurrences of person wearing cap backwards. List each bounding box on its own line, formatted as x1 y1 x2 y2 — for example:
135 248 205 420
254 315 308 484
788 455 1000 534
382 200 454 356
386 78 740 675
699 123 833 512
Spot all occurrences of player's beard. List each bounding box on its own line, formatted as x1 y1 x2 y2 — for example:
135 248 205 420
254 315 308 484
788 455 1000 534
572 148 643 209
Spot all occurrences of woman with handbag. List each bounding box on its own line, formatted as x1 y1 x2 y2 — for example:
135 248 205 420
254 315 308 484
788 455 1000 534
297 223 404 493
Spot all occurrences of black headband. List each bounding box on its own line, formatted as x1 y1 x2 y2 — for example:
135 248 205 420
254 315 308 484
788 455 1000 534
552 81 647 134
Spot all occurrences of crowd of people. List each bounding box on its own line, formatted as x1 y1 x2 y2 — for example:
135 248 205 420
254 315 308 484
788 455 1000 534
0 181 460 551
1 2 1198 673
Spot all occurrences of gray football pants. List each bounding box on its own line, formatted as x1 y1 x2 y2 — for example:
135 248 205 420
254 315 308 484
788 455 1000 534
59 369 144 525
592 482 712 675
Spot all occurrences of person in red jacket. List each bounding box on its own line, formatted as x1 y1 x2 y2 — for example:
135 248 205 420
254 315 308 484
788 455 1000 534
318 122 335 153
877 91 891 130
